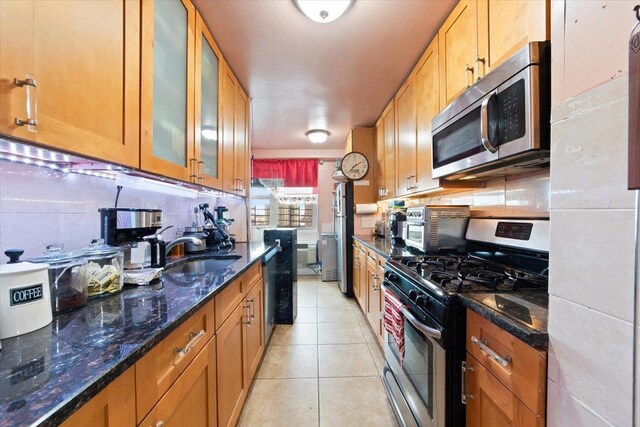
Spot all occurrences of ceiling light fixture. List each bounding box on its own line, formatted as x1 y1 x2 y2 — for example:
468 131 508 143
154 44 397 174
306 129 330 144
295 0 352 23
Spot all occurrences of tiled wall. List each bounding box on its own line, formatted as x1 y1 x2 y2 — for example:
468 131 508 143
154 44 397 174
373 171 550 222
547 1 638 425
0 161 247 258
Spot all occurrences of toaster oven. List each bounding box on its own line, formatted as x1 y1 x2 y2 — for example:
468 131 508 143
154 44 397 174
402 206 470 253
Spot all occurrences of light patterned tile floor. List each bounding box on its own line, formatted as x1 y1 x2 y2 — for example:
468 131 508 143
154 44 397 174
239 275 398 427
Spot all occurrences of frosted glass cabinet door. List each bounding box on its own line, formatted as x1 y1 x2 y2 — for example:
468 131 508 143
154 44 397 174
141 0 195 182
195 12 222 189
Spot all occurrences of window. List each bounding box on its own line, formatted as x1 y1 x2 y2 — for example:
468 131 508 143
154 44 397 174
277 204 314 228
250 203 271 226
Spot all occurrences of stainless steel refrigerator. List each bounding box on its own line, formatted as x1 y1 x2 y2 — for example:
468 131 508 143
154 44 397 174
334 182 354 296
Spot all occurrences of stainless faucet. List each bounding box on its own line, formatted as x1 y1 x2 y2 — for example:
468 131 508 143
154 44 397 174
165 236 204 255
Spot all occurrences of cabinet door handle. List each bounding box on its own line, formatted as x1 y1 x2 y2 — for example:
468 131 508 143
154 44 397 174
156 421 165 427
471 336 512 367
174 330 205 357
475 56 486 81
189 158 198 183
465 64 474 88
461 361 474 404
14 74 38 132
249 298 255 320
198 160 205 182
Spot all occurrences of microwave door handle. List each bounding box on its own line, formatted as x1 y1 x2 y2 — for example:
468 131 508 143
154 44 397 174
480 92 498 153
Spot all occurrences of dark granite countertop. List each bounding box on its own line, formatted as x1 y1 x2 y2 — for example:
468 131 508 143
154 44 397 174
459 292 548 348
352 235 418 259
0 242 276 427
352 236 548 348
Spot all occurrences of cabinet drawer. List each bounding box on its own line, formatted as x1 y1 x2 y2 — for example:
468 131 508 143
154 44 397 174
136 299 215 423
240 261 262 294
139 336 217 427
376 254 387 268
466 309 547 416
215 277 244 330
366 249 378 267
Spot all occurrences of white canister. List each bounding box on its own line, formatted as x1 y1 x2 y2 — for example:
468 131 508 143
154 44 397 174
0 249 53 339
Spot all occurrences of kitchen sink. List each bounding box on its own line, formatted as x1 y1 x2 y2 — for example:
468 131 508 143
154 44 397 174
165 255 241 274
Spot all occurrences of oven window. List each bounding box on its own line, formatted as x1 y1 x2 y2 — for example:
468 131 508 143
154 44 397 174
407 225 424 243
432 106 485 168
388 319 435 418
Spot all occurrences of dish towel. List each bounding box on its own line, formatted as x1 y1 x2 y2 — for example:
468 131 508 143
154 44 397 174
383 287 406 364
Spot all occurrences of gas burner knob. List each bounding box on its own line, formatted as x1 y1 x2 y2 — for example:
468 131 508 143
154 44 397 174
415 295 429 309
408 289 418 302
385 271 398 283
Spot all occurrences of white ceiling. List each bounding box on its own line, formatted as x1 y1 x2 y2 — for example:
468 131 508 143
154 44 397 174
194 0 457 150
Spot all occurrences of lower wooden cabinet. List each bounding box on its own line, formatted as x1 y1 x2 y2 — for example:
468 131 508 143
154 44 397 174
244 278 265 382
465 353 541 427
465 309 546 426
356 246 367 309
60 367 136 427
216 302 248 427
139 336 217 427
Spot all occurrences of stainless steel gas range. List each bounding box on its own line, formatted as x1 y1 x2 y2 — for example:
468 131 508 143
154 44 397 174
381 218 549 427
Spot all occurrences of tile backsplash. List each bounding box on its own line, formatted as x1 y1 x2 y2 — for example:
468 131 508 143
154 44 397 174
0 161 247 258
377 170 550 218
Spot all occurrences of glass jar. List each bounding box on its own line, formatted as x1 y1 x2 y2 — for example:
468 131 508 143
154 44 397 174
30 244 88 314
83 239 124 298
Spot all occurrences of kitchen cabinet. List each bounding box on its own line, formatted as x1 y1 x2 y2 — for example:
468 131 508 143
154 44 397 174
364 250 386 345
438 0 479 107
465 353 540 427
59 368 135 427
382 102 396 200
139 337 217 427
234 87 249 196
374 120 386 200
0 0 140 168
194 11 223 189
343 128 375 204
395 81 417 197
356 244 368 310
438 0 549 107
140 0 196 182
217 302 248 427
414 37 442 192
244 278 265 382
464 310 546 425
352 243 361 303
477 0 549 76
135 299 215 423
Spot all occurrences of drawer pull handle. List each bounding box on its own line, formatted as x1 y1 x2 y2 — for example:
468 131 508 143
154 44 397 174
461 361 474 404
175 330 205 357
471 336 512 367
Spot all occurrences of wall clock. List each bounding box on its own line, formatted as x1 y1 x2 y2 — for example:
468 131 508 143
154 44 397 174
340 151 369 181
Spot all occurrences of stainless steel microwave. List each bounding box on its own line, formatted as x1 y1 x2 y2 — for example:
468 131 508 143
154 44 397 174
431 42 550 180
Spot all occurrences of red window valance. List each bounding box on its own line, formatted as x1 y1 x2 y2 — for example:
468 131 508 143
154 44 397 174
252 159 318 187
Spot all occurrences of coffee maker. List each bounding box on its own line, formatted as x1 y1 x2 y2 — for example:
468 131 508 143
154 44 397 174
99 208 165 269
198 204 235 250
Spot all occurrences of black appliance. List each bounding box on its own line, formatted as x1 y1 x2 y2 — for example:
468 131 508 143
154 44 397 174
262 246 278 343
198 204 234 250
263 229 297 324
382 218 549 427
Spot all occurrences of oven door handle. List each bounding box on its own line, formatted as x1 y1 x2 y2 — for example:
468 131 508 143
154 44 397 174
381 283 443 340
400 307 442 340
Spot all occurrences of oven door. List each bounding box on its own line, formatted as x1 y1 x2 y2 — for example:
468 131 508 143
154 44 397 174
404 222 426 251
382 286 446 427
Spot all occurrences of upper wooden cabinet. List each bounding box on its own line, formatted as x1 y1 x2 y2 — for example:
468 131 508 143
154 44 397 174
477 0 549 76
414 36 441 193
195 11 223 189
381 102 396 200
395 81 417 197
438 0 480 107
234 87 249 197
0 0 140 168
141 0 196 182
439 0 549 107
374 121 385 200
